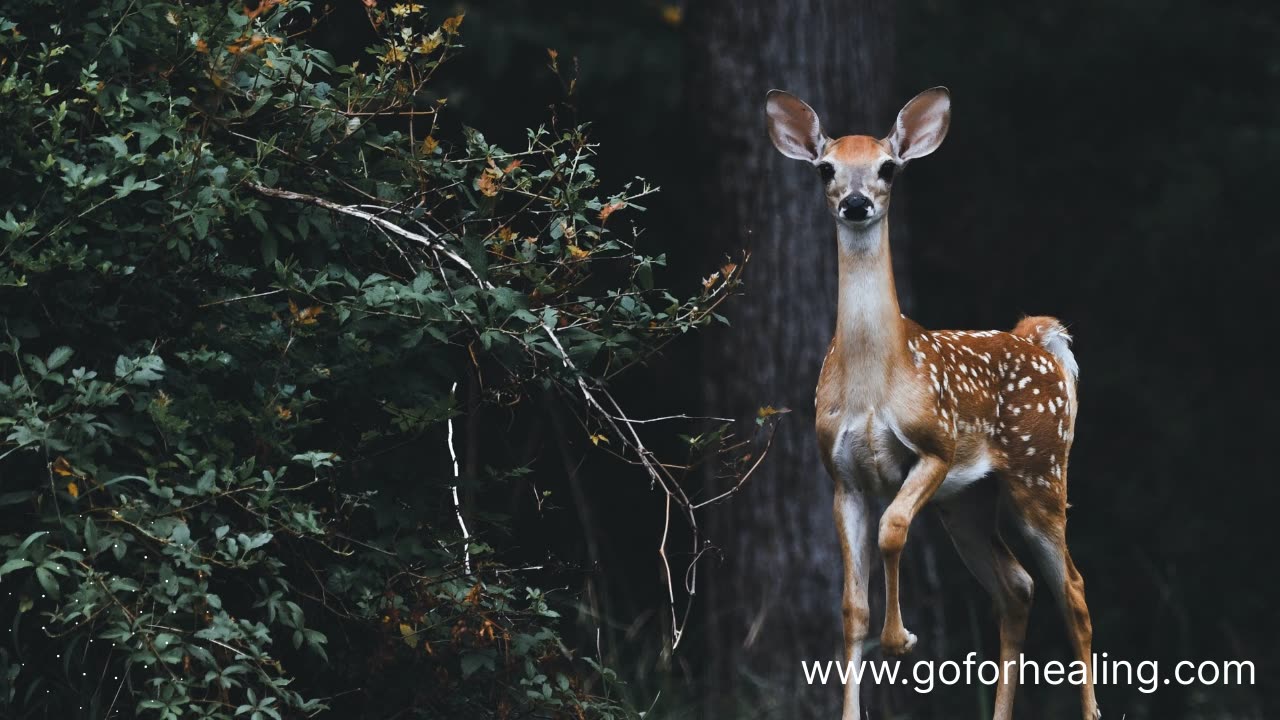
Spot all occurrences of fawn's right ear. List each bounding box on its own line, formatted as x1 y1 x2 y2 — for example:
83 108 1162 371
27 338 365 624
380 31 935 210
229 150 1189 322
886 87 951 162
766 90 826 162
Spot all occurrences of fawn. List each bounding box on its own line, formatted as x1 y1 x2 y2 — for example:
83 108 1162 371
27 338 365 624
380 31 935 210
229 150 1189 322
766 87 1098 720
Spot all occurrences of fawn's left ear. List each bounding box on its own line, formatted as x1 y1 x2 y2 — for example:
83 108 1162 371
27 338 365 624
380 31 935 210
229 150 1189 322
886 87 951 161
766 90 827 162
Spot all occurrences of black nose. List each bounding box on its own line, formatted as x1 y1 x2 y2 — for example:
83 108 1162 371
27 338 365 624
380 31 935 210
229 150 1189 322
838 194 873 220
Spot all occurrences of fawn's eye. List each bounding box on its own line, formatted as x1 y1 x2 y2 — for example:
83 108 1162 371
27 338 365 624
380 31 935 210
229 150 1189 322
878 161 898 183
817 162 835 183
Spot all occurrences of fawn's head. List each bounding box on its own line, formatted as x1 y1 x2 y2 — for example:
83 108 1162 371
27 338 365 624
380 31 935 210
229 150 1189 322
766 87 950 227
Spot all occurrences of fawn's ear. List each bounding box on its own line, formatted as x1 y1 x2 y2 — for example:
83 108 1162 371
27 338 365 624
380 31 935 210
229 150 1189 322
766 90 827 162
886 87 950 161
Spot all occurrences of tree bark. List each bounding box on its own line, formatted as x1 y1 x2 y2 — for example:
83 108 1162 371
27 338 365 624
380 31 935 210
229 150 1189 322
685 2 900 717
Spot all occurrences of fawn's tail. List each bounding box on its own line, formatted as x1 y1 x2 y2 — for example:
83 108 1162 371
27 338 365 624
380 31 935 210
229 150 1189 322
1012 315 1079 382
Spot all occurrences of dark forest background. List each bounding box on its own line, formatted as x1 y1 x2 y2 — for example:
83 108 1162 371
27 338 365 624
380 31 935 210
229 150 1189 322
3 0 1277 718
404 0 1279 718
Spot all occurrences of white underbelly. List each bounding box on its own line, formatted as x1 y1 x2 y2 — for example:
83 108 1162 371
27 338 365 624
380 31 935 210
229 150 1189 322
934 443 995 499
829 410 994 500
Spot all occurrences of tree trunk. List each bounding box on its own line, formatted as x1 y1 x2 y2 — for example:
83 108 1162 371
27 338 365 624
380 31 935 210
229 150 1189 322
685 2 902 718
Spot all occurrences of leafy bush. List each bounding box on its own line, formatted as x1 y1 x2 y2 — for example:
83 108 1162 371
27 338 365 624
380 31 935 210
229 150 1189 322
0 1 743 717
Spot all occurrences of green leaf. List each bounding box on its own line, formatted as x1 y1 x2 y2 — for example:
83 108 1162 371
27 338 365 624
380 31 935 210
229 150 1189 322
15 531 48 556
0 491 34 507
459 650 495 678
35 566 60 598
114 354 165 384
46 346 73 370
100 135 129 157
0 559 34 577
192 212 210 240
84 519 99 553
261 234 278 266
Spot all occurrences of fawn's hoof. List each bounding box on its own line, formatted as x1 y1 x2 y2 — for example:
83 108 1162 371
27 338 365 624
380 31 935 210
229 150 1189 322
880 628 917 656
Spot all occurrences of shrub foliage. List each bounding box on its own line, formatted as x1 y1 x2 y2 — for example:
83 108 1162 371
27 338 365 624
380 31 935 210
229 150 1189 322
0 2 743 717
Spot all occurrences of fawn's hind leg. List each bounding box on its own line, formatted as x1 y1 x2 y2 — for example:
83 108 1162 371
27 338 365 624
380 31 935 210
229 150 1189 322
938 482 1034 720
1008 478 1100 720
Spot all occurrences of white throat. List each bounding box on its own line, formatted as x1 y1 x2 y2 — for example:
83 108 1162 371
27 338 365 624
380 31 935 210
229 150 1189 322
836 219 882 255
833 219 906 396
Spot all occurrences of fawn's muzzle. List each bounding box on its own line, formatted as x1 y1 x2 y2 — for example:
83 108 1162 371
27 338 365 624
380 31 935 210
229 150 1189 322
838 194 873 220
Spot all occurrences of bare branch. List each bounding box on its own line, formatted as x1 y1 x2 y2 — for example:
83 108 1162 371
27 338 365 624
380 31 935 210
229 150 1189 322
447 381 472 574
245 182 490 289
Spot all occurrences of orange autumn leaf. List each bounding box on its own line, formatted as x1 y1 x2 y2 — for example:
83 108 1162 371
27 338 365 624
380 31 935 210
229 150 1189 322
414 31 443 55
476 171 500 197
288 299 323 325
566 244 590 260
276 405 293 420
380 45 407 64
227 34 280 55
701 271 721 290
66 481 80 499
398 622 418 648
589 433 609 446
52 456 78 477
244 0 282 20
720 261 739 277
501 159 522 174
496 226 516 243
660 5 683 25
391 3 424 17
194 38 209 54
442 14 464 35
420 135 439 154
598 201 625 222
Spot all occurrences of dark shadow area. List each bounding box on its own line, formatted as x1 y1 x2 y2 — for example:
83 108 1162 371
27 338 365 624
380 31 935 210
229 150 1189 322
314 1 1277 716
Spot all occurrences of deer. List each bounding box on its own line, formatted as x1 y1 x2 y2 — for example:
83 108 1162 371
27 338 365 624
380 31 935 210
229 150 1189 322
765 87 1098 720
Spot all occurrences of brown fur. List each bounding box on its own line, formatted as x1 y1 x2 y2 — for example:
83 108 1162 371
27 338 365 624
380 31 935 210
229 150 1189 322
826 134 889 165
804 161 1096 720
768 87 1097 720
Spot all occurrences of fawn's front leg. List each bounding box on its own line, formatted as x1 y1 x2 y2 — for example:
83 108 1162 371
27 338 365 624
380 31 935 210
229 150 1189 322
879 454 949 654
834 485 874 720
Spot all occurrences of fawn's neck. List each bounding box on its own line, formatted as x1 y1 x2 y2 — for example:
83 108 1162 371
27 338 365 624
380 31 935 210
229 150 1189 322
832 219 908 400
